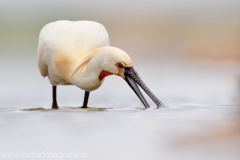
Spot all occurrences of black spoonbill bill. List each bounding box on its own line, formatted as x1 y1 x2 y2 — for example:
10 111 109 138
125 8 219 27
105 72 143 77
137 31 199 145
37 20 163 109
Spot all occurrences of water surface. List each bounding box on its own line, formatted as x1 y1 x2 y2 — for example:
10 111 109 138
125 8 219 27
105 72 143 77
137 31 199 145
0 55 239 160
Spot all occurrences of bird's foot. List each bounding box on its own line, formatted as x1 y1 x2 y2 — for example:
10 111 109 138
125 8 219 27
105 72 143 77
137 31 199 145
52 103 59 109
81 105 88 108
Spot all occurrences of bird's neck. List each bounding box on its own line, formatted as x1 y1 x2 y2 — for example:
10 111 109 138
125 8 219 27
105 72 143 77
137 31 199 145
70 53 104 92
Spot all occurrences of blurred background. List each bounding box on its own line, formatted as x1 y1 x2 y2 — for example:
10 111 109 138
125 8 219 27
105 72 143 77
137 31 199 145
0 0 240 160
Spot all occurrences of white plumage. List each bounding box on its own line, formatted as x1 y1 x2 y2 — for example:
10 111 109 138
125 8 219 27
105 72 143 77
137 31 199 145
37 20 132 92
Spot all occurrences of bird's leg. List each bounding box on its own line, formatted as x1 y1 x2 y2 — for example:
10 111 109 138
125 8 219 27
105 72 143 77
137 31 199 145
52 86 59 109
82 91 90 108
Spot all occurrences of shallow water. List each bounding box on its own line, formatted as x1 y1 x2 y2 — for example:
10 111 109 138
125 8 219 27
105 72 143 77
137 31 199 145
0 54 240 160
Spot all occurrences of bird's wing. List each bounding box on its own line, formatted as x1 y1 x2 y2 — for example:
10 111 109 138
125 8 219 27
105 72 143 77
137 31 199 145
37 20 110 79
37 33 48 77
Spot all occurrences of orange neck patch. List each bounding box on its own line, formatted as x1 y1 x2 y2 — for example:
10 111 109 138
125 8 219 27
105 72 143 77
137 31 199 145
99 71 112 81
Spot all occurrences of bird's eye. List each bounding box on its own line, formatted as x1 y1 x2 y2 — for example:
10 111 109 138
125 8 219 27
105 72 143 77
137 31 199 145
118 63 124 68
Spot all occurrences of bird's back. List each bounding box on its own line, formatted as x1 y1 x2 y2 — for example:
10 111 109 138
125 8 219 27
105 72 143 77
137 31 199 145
37 20 110 84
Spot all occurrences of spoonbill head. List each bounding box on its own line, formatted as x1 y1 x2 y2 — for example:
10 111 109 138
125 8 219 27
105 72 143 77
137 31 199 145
37 20 163 109
67 46 133 92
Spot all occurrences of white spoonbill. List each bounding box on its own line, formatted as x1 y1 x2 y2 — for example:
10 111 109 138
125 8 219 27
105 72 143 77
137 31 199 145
37 20 162 109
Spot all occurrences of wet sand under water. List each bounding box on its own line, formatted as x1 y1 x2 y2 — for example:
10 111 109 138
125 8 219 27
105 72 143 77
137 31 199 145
0 55 240 160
